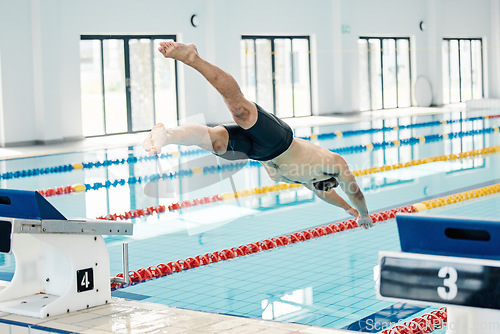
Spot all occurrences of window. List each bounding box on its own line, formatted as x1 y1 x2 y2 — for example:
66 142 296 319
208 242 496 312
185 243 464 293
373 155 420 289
442 38 484 103
240 36 312 118
79 35 178 137
358 37 412 111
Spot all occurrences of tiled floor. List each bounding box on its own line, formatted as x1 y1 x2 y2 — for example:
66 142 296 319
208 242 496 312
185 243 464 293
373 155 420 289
0 298 356 333
115 220 402 328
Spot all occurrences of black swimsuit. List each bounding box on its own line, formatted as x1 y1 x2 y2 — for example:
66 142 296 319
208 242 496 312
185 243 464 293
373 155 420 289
217 104 338 191
217 103 294 161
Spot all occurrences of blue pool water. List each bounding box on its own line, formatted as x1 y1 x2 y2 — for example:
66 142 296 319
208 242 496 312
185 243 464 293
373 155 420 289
0 109 499 332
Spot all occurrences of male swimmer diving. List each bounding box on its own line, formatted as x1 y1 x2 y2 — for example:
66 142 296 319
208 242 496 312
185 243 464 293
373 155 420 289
144 42 373 229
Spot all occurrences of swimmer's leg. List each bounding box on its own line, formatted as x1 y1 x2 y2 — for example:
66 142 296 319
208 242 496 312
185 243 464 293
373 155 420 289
143 123 228 156
158 41 258 129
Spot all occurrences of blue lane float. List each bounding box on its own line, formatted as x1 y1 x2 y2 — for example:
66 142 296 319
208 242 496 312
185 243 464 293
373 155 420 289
31 126 500 195
1 115 498 181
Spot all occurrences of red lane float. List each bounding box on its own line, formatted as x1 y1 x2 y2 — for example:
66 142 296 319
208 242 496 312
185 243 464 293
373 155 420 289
97 195 223 221
380 307 447 334
110 204 416 291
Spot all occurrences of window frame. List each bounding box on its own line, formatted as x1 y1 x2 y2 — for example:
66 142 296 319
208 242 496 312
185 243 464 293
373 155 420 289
358 36 413 111
241 35 313 117
80 34 179 137
442 37 484 103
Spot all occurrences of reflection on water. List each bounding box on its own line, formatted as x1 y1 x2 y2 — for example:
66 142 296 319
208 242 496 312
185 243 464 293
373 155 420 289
262 287 313 321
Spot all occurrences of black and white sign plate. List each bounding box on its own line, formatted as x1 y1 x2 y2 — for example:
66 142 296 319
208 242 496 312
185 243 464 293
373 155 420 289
76 268 94 293
378 251 500 310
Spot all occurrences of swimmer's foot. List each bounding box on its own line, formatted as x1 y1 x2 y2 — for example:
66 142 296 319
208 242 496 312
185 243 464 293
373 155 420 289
143 123 170 156
158 41 199 65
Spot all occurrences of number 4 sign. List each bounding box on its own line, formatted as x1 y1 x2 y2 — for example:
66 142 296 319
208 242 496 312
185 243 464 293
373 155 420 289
76 268 94 293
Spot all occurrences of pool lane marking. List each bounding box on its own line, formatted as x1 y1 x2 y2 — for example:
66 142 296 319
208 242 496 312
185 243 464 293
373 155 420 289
377 307 447 334
37 143 500 200
109 182 500 290
94 145 500 221
2 117 499 181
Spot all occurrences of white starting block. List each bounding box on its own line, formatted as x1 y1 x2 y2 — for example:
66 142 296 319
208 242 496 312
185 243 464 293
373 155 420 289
375 214 500 334
0 189 133 318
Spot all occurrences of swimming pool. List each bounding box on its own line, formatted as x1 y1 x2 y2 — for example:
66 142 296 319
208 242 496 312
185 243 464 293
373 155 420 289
0 108 499 333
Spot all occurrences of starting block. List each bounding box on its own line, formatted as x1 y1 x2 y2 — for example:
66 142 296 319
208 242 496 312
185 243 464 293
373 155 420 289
0 189 133 318
375 214 500 334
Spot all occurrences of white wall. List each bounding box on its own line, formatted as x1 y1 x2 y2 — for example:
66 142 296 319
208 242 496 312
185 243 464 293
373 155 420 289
0 0 499 146
343 0 427 110
209 0 339 122
58 0 212 139
0 46 4 147
0 0 37 145
491 0 500 98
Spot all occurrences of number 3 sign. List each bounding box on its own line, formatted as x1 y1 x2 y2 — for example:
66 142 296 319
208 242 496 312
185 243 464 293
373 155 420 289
437 266 458 300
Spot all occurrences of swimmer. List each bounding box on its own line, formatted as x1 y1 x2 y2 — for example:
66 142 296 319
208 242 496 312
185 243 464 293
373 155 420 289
144 42 373 229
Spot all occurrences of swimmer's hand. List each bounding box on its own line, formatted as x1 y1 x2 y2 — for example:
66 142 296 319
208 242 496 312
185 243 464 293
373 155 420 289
357 215 374 229
346 207 373 229
143 123 168 156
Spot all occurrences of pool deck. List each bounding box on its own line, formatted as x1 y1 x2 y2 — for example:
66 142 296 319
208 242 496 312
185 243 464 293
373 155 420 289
0 298 356 333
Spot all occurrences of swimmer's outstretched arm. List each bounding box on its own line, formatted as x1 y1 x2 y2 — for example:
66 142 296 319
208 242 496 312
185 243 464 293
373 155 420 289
260 162 358 218
321 153 373 229
334 160 373 229
143 123 214 155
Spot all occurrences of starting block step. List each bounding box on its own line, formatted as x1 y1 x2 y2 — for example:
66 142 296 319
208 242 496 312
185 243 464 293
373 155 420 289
0 189 133 318
0 294 59 316
397 213 500 260
0 189 66 220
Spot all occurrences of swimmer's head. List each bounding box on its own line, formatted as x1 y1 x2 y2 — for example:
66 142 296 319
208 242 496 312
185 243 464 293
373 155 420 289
313 177 339 191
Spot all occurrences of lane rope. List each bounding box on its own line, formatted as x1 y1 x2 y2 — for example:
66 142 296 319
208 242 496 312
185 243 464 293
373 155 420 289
88 145 500 220
378 307 447 334
110 204 417 290
1 115 498 181
36 127 500 198
302 114 499 141
109 182 500 290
